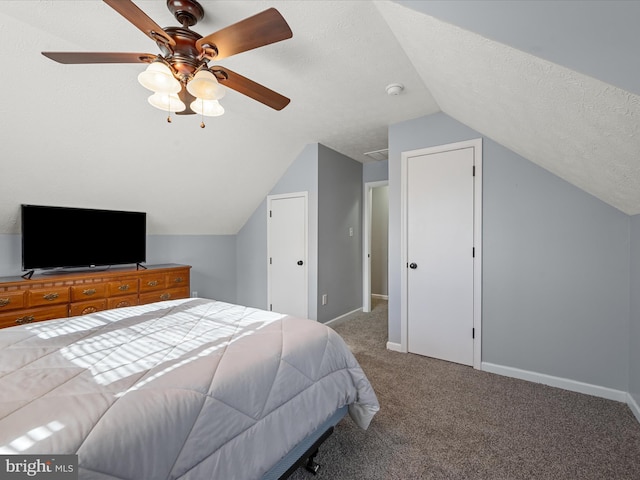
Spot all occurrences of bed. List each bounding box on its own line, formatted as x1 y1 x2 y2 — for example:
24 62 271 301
0 298 379 479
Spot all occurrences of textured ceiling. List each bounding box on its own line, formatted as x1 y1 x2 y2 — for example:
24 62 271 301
1 1 639 237
378 0 640 215
0 1 436 235
396 0 640 98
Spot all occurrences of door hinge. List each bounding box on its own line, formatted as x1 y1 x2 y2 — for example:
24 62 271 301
270 304 273 311
472 165 476 176
472 327 475 339
472 247 475 258
269 257 272 265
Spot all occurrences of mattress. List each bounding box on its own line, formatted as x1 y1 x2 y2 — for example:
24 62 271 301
0 298 379 479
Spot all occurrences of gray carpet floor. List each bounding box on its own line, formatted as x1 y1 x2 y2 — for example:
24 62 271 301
289 299 640 479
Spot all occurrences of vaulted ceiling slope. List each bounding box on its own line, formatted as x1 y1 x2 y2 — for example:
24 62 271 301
0 1 435 235
382 0 640 215
1 2 639 238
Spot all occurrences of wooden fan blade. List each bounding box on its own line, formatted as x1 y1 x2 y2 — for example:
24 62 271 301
42 52 156 64
176 86 196 115
103 0 175 48
196 8 292 60
212 66 290 111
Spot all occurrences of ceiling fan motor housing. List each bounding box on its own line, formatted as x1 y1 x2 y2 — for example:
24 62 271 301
161 27 205 80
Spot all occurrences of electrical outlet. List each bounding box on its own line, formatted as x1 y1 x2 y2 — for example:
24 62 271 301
322 294 328 305
349 227 354 237
191 291 198 298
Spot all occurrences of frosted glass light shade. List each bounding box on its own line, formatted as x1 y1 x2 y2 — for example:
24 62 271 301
148 93 186 112
186 70 225 100
190 99 224 117
138 62 181 94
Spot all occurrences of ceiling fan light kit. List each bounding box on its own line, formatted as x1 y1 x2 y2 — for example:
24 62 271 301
148 92 186 113
191 99 225 117
41 0 293 127
186 69 225 101
138 60 182 94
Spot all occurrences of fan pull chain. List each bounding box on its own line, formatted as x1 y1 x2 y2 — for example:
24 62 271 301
200 99 205 128
167 96 172 123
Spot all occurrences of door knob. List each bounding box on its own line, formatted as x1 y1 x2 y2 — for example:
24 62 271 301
409 262 417 269
297 260 304 266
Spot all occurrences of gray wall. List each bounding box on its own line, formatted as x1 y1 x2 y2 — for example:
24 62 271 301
0 234 20 275
482 137 629 390
631 215 640 407
235 199 269 309
363 160 389 183
146 235 236 303
371 186 389 296
236 143 319 319
317 144 363 322
389 112 631 391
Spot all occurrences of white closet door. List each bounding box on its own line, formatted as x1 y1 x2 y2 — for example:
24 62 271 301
407 147 475 365
268 193 308 318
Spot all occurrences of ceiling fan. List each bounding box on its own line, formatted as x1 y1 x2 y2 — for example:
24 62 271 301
42 0 293 122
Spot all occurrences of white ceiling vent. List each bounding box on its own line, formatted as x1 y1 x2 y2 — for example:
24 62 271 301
363 148 389 162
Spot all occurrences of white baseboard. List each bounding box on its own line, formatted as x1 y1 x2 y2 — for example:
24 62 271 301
324 308 362 327
628 393 640 424
481 362 628 403
371 294 389 300
386 341 404 352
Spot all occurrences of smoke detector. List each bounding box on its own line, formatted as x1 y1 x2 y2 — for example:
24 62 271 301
386 83 404 95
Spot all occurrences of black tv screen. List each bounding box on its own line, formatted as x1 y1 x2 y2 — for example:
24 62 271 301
21 204 146 271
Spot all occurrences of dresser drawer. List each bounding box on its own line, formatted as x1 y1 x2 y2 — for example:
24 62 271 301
139 287 189 305
69 299 107 317
166 271 189 288
0 291 26 312
0 305 68 329
71 284 107 302
139 276 166 292
107 295 139 309
28 287 70 307
108 279 138 297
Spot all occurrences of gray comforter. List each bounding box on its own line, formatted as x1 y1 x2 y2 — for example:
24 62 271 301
0 298 379 479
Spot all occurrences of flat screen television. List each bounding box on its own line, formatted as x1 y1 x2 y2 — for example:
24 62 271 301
21 204 146 272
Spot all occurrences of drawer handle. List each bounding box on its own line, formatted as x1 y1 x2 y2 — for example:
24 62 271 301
43 293 59 301
81 306 98 315
83 288 97 296
174 277 184 283
147 281 158 287
118 284 130 291
0 298 10 307
160 293 171 301
16 315 35 325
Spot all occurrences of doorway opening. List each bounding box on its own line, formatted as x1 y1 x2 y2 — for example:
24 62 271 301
363 180 389 313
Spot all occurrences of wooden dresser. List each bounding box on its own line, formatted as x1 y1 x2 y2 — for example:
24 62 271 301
0 264 191 330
